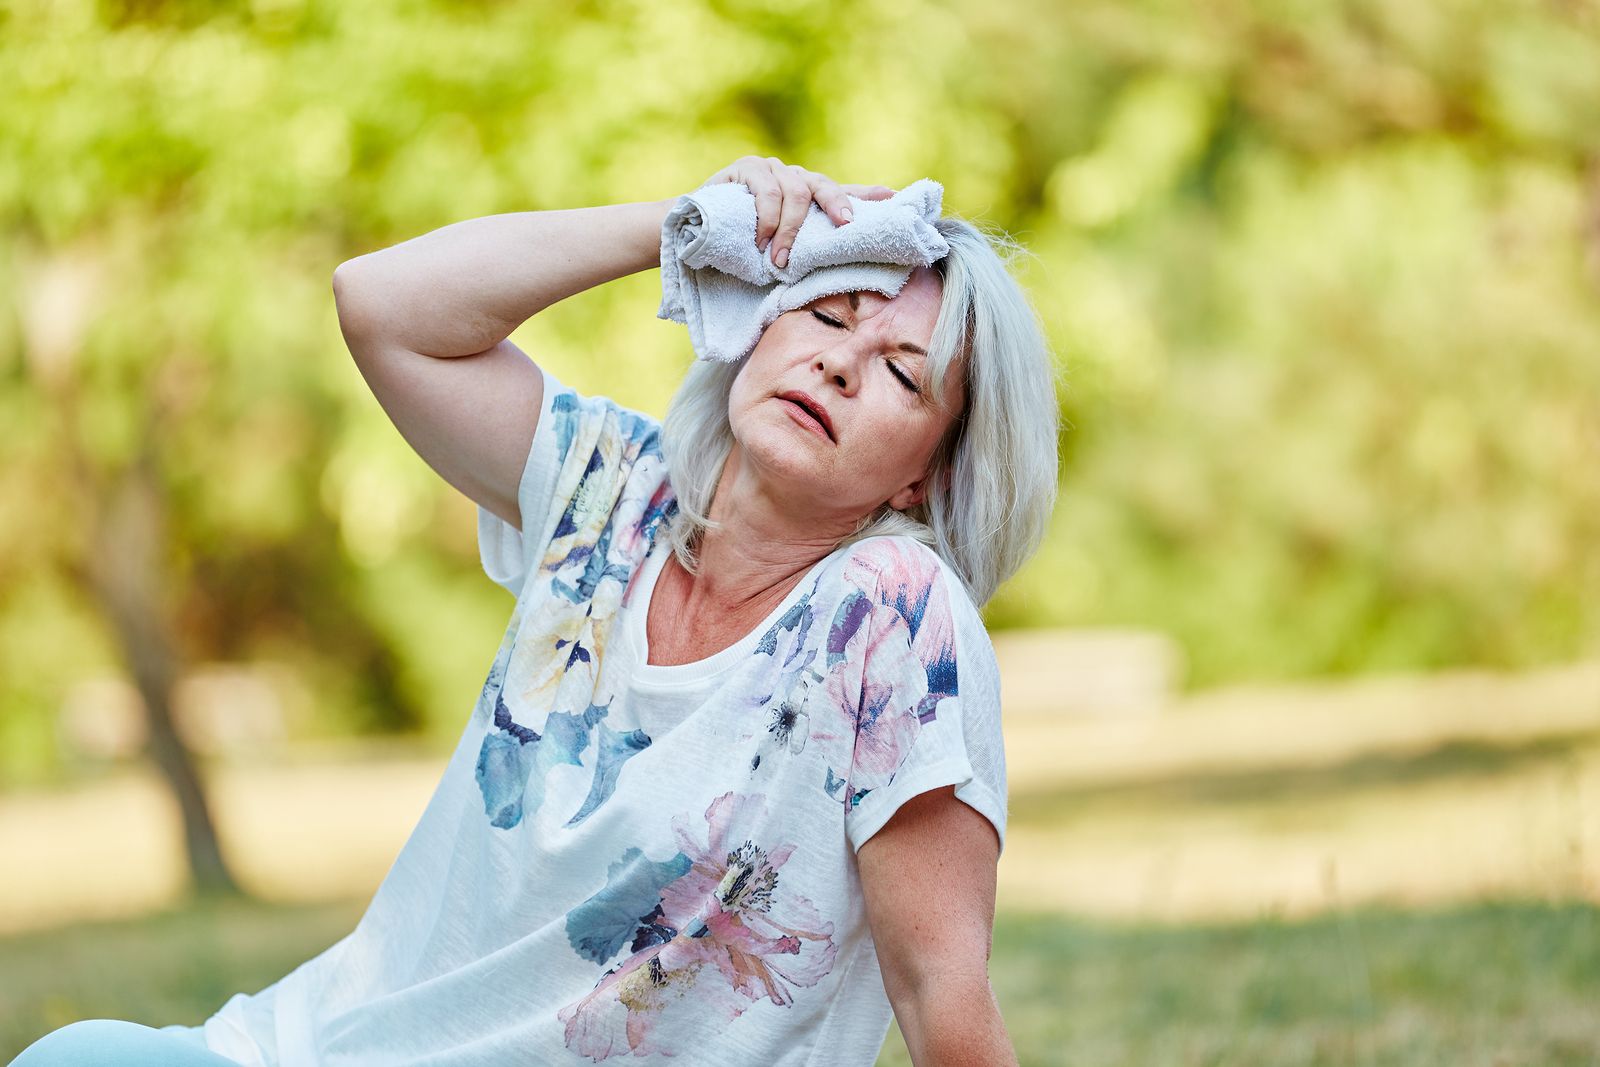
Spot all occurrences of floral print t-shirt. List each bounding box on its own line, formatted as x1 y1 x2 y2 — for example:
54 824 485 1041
186 368 1008 1066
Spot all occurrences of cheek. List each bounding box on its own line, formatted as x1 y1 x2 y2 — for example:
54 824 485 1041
857 413 942 482
902 409 957 471
726 363 764 426
729 335 787 403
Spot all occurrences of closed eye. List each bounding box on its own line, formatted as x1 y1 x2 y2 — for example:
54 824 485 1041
811 310 922 394
887 361 921 394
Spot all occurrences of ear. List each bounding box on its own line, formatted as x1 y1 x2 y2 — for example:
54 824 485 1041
886 474 929 512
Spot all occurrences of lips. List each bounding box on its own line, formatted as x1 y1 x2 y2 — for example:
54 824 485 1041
776 391 835 442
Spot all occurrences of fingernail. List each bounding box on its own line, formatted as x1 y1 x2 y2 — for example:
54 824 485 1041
775 247 789 268
840 208 853 223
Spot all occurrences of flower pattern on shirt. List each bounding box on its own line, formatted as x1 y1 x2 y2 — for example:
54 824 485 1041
558 792 837 1061
742 538 961 812
843 539 960 724
821 590 926 804
474 394 674 831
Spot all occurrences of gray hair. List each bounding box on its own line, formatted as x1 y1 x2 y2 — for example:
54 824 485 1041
659 215 1061 608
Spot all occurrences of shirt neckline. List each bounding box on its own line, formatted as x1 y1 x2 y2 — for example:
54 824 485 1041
625 538 848 690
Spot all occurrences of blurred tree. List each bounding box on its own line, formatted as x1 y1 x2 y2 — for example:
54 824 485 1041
1 0 1597 806
17 246 237 893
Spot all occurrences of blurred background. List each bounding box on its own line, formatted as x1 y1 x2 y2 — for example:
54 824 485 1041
3 0 1599 1062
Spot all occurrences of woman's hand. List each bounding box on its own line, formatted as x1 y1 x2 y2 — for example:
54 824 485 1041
700 156 896 269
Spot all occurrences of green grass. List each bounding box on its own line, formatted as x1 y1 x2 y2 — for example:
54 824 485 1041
0 895 363 1058
3 896 1597 1065
1009 730 1600 825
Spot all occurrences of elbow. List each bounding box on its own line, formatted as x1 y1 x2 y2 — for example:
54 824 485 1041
331 259 381 347
331 257 366 308
332 253 386 308
331 260 357 317
887 960 991 1011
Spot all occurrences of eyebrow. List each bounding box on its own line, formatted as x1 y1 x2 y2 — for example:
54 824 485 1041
840 292 929 357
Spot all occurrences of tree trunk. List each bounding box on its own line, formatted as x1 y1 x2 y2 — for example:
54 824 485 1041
72 419 241 898
24 244 240 898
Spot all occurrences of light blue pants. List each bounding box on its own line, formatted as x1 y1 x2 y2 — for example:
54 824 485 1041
9 1019 240 1066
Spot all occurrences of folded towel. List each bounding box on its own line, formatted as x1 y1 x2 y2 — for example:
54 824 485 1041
657 178 951 364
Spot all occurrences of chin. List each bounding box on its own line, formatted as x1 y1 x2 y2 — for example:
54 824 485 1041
732 421 833 495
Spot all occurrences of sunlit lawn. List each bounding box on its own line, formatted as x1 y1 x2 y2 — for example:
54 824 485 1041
3 894 1598 1066
6 663 1600 1063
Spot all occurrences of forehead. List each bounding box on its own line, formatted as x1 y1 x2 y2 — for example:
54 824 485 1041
818 279 944 349
824 268 943 316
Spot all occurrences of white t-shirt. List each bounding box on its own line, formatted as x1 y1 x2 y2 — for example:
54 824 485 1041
189 368 1007 1065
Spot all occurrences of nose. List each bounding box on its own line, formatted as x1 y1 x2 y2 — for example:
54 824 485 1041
814 340 859 395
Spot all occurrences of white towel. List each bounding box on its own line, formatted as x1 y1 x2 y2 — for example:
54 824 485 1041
657 178 951 364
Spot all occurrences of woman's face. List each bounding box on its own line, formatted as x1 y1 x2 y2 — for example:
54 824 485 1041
725 267 964 524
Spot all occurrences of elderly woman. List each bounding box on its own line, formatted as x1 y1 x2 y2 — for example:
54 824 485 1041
11 157 1057 1067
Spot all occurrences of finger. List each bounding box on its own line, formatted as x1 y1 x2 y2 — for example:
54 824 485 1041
749 165 786 252
839 183 897 201
811 179 856 225
704 157 782 251
769 165 814 267
701 154 761 189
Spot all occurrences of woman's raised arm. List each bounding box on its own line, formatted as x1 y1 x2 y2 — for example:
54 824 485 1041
326 155 883 534
328 198 674 531
331 199 674 360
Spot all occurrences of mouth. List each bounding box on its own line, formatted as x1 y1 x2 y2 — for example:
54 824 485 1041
776 391 835 443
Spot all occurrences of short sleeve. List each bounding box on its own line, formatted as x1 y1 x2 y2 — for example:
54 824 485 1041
476 368 664 598
839 541 1008 856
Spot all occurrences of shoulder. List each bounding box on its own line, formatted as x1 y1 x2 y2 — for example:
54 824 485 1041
825 536 994 713
839 535 944 595
543 378 663 467
539 378 673 556
837 535 986 640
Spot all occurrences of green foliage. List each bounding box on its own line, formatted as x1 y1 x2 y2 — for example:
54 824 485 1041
2 0 1598 771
